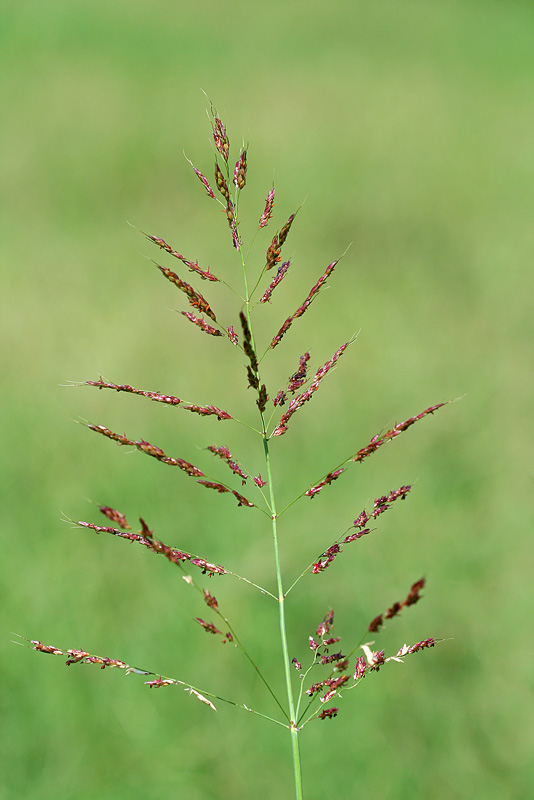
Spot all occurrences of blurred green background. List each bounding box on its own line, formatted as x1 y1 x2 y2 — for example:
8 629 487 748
2 1 533 797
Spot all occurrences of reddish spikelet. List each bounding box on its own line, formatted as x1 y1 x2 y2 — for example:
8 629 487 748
196 618 223 635
273 390 286 407
226 199 240 250
253 474 267 487
85 380 182 406
181 312 223 337
272 342 349 437
207 445 248 483
316 610 335 638
258 187 275 228
318 707 338 720
260 260 291 304
343 528 371 543
156 263 217 321
87 424 133 446
227 325 238 345
292 657 302 671
185 156 216 199
212 116 230 162
190 558 226 576
305 469 344 499
99 505 131 530
354 656 367 680
287 352 310 393
312 542 342 573
351 404 446 464
181 404 232 420
320 651 346 665
231 490 254 508
233 148 247 190
368 615 384 633
214 162 230 200
270 259 338 348
203 589 218 611
265 212 297 271
145 234 218 281
197 480 230 494
368 577 426 631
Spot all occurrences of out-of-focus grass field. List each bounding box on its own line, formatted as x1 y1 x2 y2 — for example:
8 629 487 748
2 1 533 798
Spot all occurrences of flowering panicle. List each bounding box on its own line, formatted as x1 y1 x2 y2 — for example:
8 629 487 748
86 423 204 476
351 404 447 464
181 312 223 337
258 187 275 228
272 342 349 437
75 518 226 576
260 260 290 304
368 577 426 633
265 212 297 271
270 259 338 348
145 233 218 281
207 445 248 484
156 263 217 321
185 156 216 199
239 312 268 413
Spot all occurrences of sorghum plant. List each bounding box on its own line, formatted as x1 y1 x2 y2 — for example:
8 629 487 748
22 104 449 800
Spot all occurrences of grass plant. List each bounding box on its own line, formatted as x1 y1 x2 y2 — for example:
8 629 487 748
21 104 450 799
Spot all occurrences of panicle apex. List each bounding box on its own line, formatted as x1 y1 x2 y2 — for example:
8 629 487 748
258 187 275 228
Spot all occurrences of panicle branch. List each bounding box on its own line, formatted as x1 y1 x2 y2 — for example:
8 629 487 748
75 518 226 576
145 233 219 281
260 260 291 304
368 577 426 633
270 258 338 348
184 155 217 199
83 381 232 420
86 423 204 476
351 404 447 464
272 341 350 437
239 312 268 413
181 312 223 337
207 445 248 483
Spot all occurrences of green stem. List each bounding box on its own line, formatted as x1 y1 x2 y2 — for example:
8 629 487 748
263 435 303 800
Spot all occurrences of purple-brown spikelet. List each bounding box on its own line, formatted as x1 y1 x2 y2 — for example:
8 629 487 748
208 445 248 483
264 212 297 271
272 342 349 437
181 312 223 337
260 260 290 304
305 469 344 499
98 505 131 530
185 156 216 199
214 162 230 201
287 352 310 393
145 234 219 281
212 116 230 162
226 199 240 250
258 187 275 228
182 404 232 420
85 380 183 406
203 589 218 611
273 389 286 407
368 578 426 631
270 259 338 348
351 404 446 464
316 610 335 638
196 618 223 635
253 474 267 487
196 480 254 508
318 707 338 720
156 263 217 321
233 149 247 190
